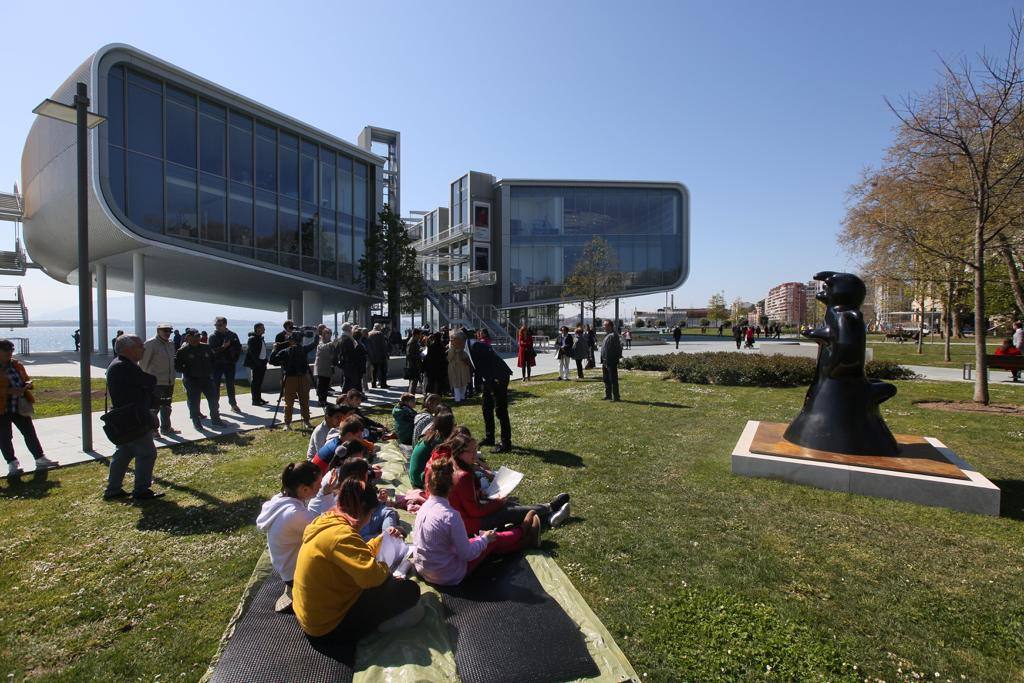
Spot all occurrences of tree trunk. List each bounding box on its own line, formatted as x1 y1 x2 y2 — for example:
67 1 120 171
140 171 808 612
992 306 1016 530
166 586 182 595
944 279 953 362
973 224 989 404
997 232 1024 316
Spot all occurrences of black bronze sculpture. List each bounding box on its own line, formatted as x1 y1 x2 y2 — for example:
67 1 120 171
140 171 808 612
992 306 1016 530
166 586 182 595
783 271 900 456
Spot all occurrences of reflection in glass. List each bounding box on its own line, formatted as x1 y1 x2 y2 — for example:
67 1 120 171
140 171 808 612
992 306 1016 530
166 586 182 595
300 140 317 204
126 79 161 157
300 203 318 274
338 214 353 284
255 123 277 191
126 151 162 231
254 190 277 263
166 164 198 240
353 162 367 219
321 212 337 280
199 102 226 175
166 90 197 168
200 174 227 243
229 112 253 185
279 200 299 269
228 182 254 256
107 68 125 148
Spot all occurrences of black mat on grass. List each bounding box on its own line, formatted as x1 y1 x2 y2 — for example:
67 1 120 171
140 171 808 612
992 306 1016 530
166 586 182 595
209 574 354 683
438 554 599 683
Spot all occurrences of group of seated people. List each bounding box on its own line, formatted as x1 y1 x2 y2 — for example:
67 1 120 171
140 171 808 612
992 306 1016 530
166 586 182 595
256 390 572 660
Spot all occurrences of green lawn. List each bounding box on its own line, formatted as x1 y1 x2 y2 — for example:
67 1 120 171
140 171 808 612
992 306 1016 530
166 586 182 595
27 377 251 419
2 372 1023 681
866 340 1002 369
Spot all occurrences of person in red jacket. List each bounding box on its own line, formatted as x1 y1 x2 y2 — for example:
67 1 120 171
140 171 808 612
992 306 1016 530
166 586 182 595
995 337 1022 381
425 431 571 536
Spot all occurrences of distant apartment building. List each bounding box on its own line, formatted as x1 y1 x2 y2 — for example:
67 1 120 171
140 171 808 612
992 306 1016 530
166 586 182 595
765 282 806 325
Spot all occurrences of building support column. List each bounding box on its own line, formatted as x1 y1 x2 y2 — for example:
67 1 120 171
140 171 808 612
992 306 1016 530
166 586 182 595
132 252 145 339
614 298 620 331
289 299 302 326
96 263 108 354
302 290 323 328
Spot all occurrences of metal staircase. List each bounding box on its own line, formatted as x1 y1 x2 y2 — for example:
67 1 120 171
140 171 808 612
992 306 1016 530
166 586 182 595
422 280 515 351
0 186 29 327
0 286 29 328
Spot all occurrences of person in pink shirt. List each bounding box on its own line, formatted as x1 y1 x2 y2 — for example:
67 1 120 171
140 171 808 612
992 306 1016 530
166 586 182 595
412 456 539 586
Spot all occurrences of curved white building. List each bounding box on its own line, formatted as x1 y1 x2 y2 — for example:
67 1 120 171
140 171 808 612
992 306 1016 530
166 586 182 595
22 44 384 343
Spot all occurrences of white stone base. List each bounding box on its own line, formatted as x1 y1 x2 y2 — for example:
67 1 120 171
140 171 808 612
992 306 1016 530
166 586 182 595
732 421 1001 516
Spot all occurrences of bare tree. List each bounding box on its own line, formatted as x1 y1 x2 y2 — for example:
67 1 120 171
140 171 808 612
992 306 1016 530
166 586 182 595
562 237 624 328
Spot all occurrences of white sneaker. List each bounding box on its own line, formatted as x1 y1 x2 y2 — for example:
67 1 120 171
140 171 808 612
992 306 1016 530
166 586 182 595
549 502 571 528
34 456 59 470
7 461 23 477
377 602 425 633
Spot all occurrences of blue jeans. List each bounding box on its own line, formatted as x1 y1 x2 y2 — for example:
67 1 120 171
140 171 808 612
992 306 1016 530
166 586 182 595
106 432 157 496
359 506 399 541
212 364 236 405
183 376 220 421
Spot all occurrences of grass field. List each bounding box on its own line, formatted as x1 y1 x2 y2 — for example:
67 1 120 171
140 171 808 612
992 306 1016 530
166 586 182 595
2 372 1023 681
25 377 253 419
866 340 1002 369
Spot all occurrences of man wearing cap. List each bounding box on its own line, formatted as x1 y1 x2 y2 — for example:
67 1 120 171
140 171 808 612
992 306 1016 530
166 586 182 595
209 316 243 413
174 328 225 430
141 323 179 436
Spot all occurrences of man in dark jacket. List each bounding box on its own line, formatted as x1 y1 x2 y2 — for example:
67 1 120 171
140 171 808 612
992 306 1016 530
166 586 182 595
672 325 682 349
336 324 365 392
468 330 514 452
366 323 390 389
174 329 224 430
600 319 623 402
269 331 317 430
244 323 271 405
104 335 163 501
209 316 243 413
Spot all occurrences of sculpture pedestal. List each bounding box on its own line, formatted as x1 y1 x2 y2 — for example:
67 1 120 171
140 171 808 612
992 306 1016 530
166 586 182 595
732 421 1001 516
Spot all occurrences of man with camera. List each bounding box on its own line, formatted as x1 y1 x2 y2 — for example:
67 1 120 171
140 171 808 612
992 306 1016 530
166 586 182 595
141 323 178 436
104 334 163 501
270 330 318 430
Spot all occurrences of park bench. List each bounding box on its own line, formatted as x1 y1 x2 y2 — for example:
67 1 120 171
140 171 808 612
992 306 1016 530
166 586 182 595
962 354 1024 381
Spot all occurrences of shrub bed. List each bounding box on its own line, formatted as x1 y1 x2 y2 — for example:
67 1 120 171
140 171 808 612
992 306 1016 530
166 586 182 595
620 352 918 387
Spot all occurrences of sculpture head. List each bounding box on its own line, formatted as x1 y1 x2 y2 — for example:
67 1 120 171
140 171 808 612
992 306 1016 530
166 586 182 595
813 271 866 309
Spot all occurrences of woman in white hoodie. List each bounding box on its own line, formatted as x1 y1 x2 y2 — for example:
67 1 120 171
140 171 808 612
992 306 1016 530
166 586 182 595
256 461 323 613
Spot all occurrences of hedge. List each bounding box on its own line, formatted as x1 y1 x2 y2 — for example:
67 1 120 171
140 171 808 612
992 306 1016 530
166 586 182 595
619 352 918 387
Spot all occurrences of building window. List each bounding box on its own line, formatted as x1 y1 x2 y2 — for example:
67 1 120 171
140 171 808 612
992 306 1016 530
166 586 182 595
229 112 253 185
199 99 226 176
451 175 468 227
300 139 317 205
126 151 162 232
165 85 196 168
254 189 277 264
254 122 277 192
279 132 299 199
228 182 254 256
166 164 198 240
200 173 227 243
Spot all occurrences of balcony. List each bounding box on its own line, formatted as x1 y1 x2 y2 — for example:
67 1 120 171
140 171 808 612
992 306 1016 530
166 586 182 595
415 223 474 252
426 270 497 292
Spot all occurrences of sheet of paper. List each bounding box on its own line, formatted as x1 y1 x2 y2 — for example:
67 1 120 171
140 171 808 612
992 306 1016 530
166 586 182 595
377 531 409 571
485 466 524 499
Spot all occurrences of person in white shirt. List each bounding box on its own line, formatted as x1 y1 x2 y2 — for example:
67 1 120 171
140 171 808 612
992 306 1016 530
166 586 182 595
140 323 178 435
256 461 322 612
412 393 443 445
1013 321 1024 352
305 404 353 460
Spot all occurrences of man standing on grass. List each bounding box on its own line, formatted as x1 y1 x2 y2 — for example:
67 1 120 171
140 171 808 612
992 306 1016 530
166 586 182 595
104 335 163 501
209 317 242 413
600 319 622 402
468 329 514 452
175 329 225 431
141 323 179 436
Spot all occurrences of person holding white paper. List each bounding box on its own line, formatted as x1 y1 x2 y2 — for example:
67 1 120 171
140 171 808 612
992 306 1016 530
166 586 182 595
424 432 572 536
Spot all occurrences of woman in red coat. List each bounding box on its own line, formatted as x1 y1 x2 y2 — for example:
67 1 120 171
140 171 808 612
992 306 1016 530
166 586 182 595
516 325 535 382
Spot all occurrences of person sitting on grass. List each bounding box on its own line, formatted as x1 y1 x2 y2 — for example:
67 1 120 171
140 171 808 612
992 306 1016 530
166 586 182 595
306 404 354 460
392 393 417 445
293 478 423 660
332 457 402 541
312 416 375 474
256 461 322 613
412 455 539 586
995 337 1022 382
338 389 393 442
409 410 455 490
412 393 444 444
424 432 571 537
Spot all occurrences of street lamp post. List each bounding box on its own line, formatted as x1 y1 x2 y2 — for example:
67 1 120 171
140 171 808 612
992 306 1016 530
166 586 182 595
33 82 106 452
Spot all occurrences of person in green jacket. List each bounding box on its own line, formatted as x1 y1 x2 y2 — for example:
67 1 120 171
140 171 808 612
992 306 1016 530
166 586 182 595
391 393 418 445
408 411 455 490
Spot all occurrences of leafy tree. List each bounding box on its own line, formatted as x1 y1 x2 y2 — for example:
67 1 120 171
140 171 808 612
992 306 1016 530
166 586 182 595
562 236 624 327
634 318 646 328
707 292 728 324
358 205 423 331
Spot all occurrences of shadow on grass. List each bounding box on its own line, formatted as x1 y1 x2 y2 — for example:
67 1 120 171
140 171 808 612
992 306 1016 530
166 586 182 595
135 494 264 535
993 479 1024 521
0 468 60 499
511 446 586 468
614 399 692 409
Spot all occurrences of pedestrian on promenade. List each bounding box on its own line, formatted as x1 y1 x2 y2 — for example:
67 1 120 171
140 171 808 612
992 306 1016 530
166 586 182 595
447 331 473 402
745 326 755 349
672 325 682 349
586 325 597 368
314 328 335 406
209 317 242 413
141 323 179 436
72 329 81 352
172 329 181 348
423 332 448 396
174 328 224 430
244 323 271 406
367 323 390 389
113 330 124 352
732 324 742 350
404 329 424 395
623 327 632 350
103 334 162 501
572 324 590 379
516 324 535 383
0 339 58 477
270 331 317 431
600 319 622 402
469 329 514 452
556 326 573 380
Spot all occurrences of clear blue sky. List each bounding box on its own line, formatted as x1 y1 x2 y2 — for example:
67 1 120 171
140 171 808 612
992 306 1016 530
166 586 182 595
0 0 1018 322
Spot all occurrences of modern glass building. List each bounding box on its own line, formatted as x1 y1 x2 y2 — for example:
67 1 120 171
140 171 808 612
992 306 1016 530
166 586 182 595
22 44 384 343
412 172 689 339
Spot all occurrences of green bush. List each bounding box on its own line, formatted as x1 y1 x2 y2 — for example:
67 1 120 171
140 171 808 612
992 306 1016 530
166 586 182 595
620 352 918 387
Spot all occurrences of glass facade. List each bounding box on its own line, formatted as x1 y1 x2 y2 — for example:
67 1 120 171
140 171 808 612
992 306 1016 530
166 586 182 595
506 185 684 305
451 175 468 227
104 63 376 284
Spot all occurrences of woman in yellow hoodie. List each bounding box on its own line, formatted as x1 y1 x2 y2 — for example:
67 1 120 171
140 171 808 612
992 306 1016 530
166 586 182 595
293 477 422 658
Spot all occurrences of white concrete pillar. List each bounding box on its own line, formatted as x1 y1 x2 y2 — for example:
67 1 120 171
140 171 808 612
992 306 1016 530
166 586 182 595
132 252 146 339
96 263 108 354
302 290 323 328
289 299 302 325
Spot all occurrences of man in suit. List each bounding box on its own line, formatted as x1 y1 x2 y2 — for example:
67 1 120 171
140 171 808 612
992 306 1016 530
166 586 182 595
468 329 514 452
600 319 622 402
